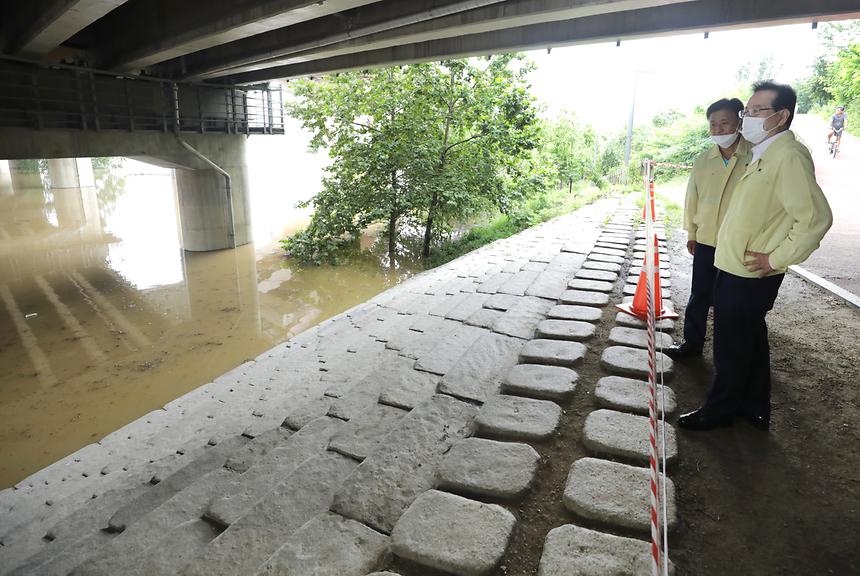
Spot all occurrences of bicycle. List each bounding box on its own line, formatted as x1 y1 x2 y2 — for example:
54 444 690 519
829 128 843 158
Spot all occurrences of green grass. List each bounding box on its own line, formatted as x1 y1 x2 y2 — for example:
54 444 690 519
425 183 611 268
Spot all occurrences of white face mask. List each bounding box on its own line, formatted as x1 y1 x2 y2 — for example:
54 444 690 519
741 112 778 145
711 132 739 149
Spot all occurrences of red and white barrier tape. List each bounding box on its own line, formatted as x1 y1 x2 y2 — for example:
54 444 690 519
642 160 669 576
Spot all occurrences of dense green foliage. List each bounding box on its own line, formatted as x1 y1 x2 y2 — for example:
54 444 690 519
597 109 711 183
283 55 546 264
796 21 860 131
426 183 609 267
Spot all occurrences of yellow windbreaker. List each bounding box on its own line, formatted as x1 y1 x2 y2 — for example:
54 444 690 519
684 137 751 247
714 130 833 278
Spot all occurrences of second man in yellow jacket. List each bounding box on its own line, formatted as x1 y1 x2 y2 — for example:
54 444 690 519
667 98 751 358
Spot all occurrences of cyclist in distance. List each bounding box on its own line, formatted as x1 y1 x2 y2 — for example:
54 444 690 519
827 105 847 147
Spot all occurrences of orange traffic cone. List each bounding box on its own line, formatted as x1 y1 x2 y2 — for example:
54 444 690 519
616 235 678 321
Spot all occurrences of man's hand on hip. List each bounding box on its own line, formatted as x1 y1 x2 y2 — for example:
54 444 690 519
744 251 774 277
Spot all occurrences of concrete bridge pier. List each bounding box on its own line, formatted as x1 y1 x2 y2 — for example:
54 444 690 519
47 159 100 233
166 136 252 252
47 158 94 189
7 160 43 191
0 161 11 196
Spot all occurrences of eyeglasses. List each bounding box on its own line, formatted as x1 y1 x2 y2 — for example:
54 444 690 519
739 107 776 118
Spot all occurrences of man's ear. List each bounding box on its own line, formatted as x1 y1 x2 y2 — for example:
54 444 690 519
777 108 791 128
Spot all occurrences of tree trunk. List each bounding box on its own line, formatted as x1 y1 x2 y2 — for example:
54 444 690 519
568 178 573 194
422 189 438 258
388 213 397 269
389 170 398 268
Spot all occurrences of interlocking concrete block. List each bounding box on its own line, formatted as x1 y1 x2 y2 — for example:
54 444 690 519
282 396 333 430
521 261 548 272
322 340 388 396
414 324 485 375
538 524 675 576
492 296 553 340
2 482 150 576
535 319 596 341
330 395 478 534
587 253 625 265
438 332 524 403
608 327 673 350
484 293 522 311
477 272 515 294
563 457 677 533
547 304 602 322
107 435 249 533
545 252 586 274
68 468 245 576
445 293 490 322
600 346 673 380
614 311 675 332
559 290 609 307
501 364 578 400
391 490 515 576
582 409 677 465
519 339 587 367
524 271 571 300
498 270 541 296
561 242 592 254
595 376 676 416
476 394 561 440
95 518 219 576
591 246 627 258
575 269 618 282
328 404 410 461
377 356 441 411
180 453 358 576
204 417 342 528
581 260 622 273
437 438 539 499
255 513 389 576
568 278 614 293
465 307 505 329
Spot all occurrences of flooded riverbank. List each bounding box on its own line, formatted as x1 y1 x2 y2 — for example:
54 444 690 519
0 132 420 488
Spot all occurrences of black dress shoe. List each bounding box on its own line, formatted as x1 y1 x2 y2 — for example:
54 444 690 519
664 342 703 359
677 408 733 431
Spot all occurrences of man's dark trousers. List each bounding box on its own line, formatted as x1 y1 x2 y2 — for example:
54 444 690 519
682 242 717 350
704 270 784 421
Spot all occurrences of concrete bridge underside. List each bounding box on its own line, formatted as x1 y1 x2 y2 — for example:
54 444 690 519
0 0 857 84
0 0 857 253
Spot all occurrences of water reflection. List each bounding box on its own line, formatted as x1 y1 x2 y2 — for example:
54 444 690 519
0 134 418 488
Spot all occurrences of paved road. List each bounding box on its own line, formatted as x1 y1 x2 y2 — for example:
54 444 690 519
790 114 860 296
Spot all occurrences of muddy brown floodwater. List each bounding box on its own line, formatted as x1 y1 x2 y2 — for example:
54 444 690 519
0 148 419 489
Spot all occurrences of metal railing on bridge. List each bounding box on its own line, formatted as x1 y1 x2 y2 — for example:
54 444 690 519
0 58 284 135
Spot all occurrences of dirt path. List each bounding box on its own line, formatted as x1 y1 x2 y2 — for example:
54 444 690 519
667 232 860 574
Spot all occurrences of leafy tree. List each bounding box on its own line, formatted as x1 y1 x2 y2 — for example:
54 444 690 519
413 55 541 256
541 112 598 192
284 66 433 265
825 44 860 112
283 55 541 263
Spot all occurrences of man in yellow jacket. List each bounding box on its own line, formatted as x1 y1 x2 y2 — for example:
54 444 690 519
667 98 751 359
679 80 833 432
